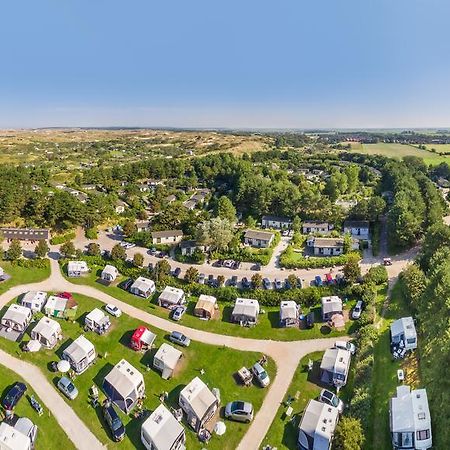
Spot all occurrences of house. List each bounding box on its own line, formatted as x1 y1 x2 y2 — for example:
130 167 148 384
30 317 62 349
183 199 197 210
321 296 343 321
141 404 186 450
343 220 370 240
390 385 432 450
279 301 299 327
67 261 89 277
297 399 339 450
307 237 344 256
136 221 151 233
19 291 47 313
153 343 183 379
302 221 333 235
243 230 274 248
261 215 292 229
165 194 177 204
62 335 96 374
179 377 219 432
0 227 50 242
151 230 183 245
320 347 351 387
44 295 78 320
390 317 417 351
115 200 127 214
101 265 119 282
231 298 260 325
179 240 207 256
130 277 156 298
103 359 145 414
1 304 32 335
158 286 185 309
0 422 32 450
193 294 217 320
130 326 156 351
85 308 111 335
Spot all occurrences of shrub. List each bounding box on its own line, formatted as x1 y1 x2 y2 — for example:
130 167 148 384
175 249 206 265
50 232 76 245
364 265 388 285
280 247 360 269
85 227 98 240
16 258 50 270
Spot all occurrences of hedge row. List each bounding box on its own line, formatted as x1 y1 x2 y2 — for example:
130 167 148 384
50 232 76 245
15 258 50 270
280 247 360 269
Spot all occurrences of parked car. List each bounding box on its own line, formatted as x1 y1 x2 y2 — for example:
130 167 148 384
314 275 323 287
383 257 392 266
120 278 133 291
213 259 224 267
241 277 251 289
252 363 270 387
252 263 261 271
172 306 186 321
103 401 126 441
224 401 254 423
2 382 27 410
57 377 78 400
169 331 191 347
263 278 272 289
148 248 157 256
352 300 363 320
319 389 345 414
232 261 241 270
297 278 304 289
229 275 238 287
147 262 154 272
335 340 356 355
105 304 122 318
207 274 215 286
223 260 234 269
306 311 315 329
173 267 181 278
274 279 283 290
198 273 206 284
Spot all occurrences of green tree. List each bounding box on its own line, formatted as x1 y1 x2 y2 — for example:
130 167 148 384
184 266 199 283
133 252 144 267
154 259 171 282
111 243 126 261
287 274 298 288
123 220 137 237
367 196 386 221
34 240 49 258
292 216 301 234
217 196 236 222
245 216 257 228
343 233 353 254
60 241 76 258
334 417 365 450
401 264 427 312
196 217 234 251
7 239 22 261
86 242 101 257
345 164 360 193
343 253 361 283
251 273 263 289
217 274 225 287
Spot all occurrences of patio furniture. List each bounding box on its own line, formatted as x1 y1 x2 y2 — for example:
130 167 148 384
397 369 405 382
237 367 253 387
285 406 293 417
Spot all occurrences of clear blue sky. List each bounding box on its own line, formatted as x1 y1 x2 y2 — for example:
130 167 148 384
2 0 450 128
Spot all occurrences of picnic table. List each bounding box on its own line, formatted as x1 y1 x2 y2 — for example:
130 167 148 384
237 367 253 386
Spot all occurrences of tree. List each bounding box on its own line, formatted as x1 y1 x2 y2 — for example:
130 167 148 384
287 274 298 288
292 216 301 234
184 266 199 283
123 220 137 237
217 274 225 287
154 259 171 282
245 216 256 228
334 417 365 450
34 240 49 258
367 196 386 221
217 196 236 222
6 239 22 260
344 164 360 193
133 252 144 267
86 242 101 257
111 243 126 261
343 253 361 283
60 241 76 258
196 217 234 251
401 263 427 312
251 273 263 289
343 233 353 254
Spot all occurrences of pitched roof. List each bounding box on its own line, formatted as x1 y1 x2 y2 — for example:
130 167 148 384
151 230 183 238
244 229 274 241
311 237 344 249
344 220 370 229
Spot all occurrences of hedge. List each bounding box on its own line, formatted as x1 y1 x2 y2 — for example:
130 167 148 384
16 258 50 270
280 247 360 269
50 232 76 245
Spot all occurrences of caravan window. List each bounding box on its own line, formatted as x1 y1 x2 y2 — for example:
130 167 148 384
401 432 413 446
407 338 416 344
417 429 430 441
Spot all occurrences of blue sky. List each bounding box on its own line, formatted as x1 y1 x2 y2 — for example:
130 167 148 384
1 0 450 128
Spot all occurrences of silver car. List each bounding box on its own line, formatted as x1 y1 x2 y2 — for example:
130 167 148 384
319 389 344 413
224 401 254 423
169 331 191 347
57 377 78 400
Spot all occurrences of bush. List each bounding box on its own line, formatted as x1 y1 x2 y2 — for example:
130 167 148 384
175 249 206 265
16 258 50 270
50 232 76 245
280 247 360 269
85 228 98 240
364 265 388 285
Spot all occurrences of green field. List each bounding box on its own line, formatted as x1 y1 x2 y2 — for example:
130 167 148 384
0 261 51 295
424 143 450 154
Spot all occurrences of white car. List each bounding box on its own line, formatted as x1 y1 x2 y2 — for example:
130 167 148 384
352 300 363 320
335 340 356 355
252 363 270 388
105 304 122 317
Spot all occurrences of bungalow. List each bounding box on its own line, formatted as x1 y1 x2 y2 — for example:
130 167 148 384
136 221 151 233
1 304 32 333
103 359 145 414
164 194 177 204
343 220 370 240
62 335 96 374
30 317 62 349
307 237 344 256
244 229 274 248
67 261 89 277
153 343 183 379
44 295 78 320
320 347 351 387
390 385 432 450
261 215 292 229
158 286 185 309
179 240 207 256
19 291 47 313
115 200 127 214
130 277 156 299
179 377 219 432
297 399 339 450
279 301 299 327
302 221 333 235
390 317 417 351
0 422 32 450
85 308 111 335
321 296 343 321
151 230 183 245
193 294 217 320
141 404 186 450
182 199 197 210
231 298 260 325
101 265 119 282
0 227 50 242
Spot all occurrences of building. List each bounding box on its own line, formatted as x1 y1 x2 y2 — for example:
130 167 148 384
279 301 299 327
151 230 183 245
193 294 217 320
101 265 118 282
321 296 343 321
19 291 47 313
302 221 333 235
179 377 219 432
130 277 156 299
153 343 183 379
261 215 292 229
136 221 151 233
1 304 32 336
390 317 418 351
243 230 274 248
115 200 127 214
297 399 339 450
0 227 50 242
85 308 111 335
130 326 156 351
164 194 177 204
141 404 186 450
103 359 145 414
179 240 207 256
30 317 62 349
390 385 432 450
307 237 344 256
343 220 370 240
44 295 78 320
67 261 89 277
183 199 197 210
231 298 260 325
0 422 32 450
158 286 185 309
62 335 96 374
320 348 351 387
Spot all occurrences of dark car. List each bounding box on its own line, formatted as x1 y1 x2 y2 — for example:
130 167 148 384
103 401 125 441
241 277 251 289
263 278 272 289
207 274 215 285
214 259 224 267
2 382 27 410
147 262 154 272
120 278 133 291
306 311 315 329
148 247 157 256
314 275 323 287
232 261 241 270
229 275 238 287
252 263 261 271
173 267 181 278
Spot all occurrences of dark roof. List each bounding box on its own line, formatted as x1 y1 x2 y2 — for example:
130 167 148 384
344 220 370 229
0 228 50 240
151 230 183 238
179 240 200 249
262 215 292 223
244 229 274 241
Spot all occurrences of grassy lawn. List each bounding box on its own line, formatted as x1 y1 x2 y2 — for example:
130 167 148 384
0 261 50 295
0 293 275 450
65 269 358 341
0 364 75 450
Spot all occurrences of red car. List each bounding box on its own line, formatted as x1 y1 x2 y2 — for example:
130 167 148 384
58 292 73 300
